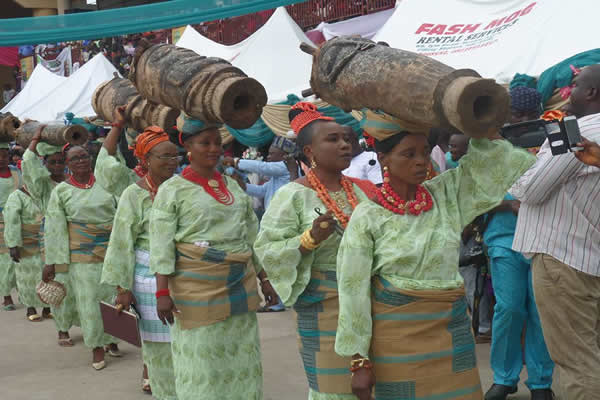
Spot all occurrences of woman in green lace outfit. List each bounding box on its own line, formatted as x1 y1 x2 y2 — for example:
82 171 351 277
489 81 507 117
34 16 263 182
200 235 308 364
42 144 119 370
0 143 21 311
254 103 375 400
4 185 48 321
101 120 179 399
22 131 77 346
149 115 278 400
334 110 536 400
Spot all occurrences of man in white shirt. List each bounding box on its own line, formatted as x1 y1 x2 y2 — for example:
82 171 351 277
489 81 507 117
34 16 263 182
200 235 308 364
510 65 600 400
342 126 382 184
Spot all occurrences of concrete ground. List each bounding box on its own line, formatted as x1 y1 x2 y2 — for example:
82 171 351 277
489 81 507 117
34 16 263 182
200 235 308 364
0 298 548 400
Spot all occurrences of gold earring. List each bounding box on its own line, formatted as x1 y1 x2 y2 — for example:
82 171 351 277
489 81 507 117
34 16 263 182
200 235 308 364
310 159 317 169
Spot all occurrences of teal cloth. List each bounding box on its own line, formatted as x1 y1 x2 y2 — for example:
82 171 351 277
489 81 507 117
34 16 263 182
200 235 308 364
509 73 537 90
225 94 361 147
0 0 310 46
483 193 517 251
71 117 98 134
536 49 600 105
445 151 459 169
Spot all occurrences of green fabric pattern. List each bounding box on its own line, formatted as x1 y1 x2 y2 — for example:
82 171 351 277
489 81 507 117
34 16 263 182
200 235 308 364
0 0 311 46
309 390 357 400
254 182 369 306
3 189 43 248
95 147 138 199
69 262 117 348
0 172 20 218
21 149 58 213
51 271 80 332
44 181 117 266
149 175 260 276
142 341 177 400
170 313 263 400
225 94 361 147
14 253 44 308
102 184 151 290
334 139 536 358
0 253 15 296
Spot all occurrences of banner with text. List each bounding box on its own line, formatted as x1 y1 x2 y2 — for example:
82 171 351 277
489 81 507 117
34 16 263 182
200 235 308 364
374 0 600 82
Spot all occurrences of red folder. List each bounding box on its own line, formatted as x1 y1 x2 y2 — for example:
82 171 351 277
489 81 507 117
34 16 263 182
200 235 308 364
100 301 142 347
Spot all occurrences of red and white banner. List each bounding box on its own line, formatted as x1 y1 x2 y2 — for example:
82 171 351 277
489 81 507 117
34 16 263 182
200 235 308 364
374 0 600 82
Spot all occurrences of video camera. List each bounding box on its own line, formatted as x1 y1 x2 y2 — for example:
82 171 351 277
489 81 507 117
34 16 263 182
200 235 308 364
500 115 583 155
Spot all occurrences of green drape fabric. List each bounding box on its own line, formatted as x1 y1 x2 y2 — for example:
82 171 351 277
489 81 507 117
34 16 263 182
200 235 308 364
0 0 309 46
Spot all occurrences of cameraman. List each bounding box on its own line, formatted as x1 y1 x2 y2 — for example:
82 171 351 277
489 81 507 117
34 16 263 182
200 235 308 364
511 66 600 399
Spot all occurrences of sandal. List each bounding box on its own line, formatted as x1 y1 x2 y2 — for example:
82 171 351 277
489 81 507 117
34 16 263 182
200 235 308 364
42 308 53 319
3 304 16 311
92 360 106 371
142 378 152 395
27 314 42 322
104 346 122 358
58 338 74 347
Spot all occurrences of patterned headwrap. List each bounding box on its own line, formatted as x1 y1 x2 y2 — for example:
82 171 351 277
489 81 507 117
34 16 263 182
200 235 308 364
289 102 333 134
176 113 222 145
510 87 542 113
134 126 170 163
360 109 427 141
271 136 297 154
37 142 62 157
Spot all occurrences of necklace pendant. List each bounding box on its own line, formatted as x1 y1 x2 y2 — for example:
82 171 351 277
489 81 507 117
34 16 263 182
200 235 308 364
208 179 219 188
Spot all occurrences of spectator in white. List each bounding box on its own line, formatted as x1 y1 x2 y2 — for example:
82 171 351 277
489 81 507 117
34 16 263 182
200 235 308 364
510 65 600 400
342 126 382 184
2 84 15 106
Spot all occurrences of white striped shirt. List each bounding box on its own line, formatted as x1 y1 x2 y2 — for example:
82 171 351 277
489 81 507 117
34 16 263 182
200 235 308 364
511 113 600 276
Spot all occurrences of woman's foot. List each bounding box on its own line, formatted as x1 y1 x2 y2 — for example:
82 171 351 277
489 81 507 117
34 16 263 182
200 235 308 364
142 364 152 395
105 343 122 358
42 307 53 319
26 307 41 322
57 331 74 347
92 347 106 370
2 296 15 311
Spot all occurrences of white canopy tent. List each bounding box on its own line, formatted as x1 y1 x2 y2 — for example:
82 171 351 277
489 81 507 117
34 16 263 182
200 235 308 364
2 64 67 117
374 0 600 82
310 7 395 41
231 7 314 103
175 25 251 62
177 7 314 103
5 54 120 122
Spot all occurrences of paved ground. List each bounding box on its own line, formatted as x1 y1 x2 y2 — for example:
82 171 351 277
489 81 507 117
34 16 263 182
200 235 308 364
1 297 546 400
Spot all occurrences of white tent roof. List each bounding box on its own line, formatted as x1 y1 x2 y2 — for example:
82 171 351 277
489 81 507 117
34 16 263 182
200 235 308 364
176 25 250 62
231 7 314 103
177 8 314 103
311 7 395 41
9 54 120 122
1 64 67 116
373 0 600 82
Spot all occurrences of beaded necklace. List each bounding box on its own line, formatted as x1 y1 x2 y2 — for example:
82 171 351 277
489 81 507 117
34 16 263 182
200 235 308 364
144 174 159 201
181 166 234 206
377 168 433 216
68 174 95 189
306 169 358 228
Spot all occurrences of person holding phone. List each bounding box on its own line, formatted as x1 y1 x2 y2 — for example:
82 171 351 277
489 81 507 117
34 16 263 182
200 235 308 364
510 65 600 399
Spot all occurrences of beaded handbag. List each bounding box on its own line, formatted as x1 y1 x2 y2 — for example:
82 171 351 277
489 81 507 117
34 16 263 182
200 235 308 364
36 280 67 307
